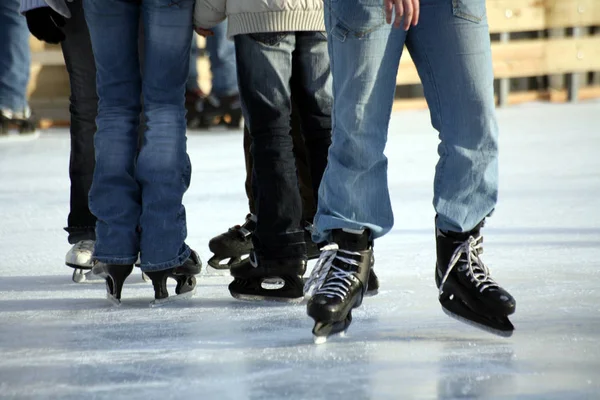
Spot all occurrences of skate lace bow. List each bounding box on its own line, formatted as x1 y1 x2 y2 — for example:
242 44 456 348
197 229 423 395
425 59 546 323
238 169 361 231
439 235 498 296
304 243 360 300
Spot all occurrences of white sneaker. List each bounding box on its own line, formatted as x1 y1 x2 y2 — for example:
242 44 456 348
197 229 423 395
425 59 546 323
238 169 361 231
65 240 95 269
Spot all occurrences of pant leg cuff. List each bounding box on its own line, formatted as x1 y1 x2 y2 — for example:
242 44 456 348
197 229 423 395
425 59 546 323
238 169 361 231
140 245 191 272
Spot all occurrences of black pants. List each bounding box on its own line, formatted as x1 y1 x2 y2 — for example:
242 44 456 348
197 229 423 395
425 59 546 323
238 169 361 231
236 32 332 260
61 0 97 244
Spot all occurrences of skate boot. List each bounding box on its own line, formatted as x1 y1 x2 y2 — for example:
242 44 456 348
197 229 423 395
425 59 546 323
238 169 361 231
305 229 373 344
0 107 36 135
435 219 516 336
202 93 243 129
229 253 306 302
207 214 256 271
65 240 102 283
145 250 202 307
91 262 134 306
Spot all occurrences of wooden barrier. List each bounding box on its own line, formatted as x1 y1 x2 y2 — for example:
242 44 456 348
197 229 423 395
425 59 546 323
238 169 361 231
27 0 600 125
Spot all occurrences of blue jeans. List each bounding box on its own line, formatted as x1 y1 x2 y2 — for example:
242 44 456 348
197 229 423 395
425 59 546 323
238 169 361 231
314 0 499 242
188 21 237 96
0 0 30 112
83 0 193 271
235 32 332 259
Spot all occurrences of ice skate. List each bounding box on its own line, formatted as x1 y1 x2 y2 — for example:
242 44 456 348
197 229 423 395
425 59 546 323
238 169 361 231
207 214 256 271
229 253 306 302
0 107 36 135
65 240 102 283
146 250 202 307
185 90 242 129
435 219 516 337
91 262 134 306
305 230 373 344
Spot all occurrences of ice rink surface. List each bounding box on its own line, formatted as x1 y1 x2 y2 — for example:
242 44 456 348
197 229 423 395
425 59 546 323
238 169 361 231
1 101 599 399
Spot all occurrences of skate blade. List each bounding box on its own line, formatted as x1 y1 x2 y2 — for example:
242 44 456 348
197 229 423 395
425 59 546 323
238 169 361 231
230 292 304 304
442 307 514 338
149 289 196 308
71 268 103 284
313 330 347 345
105 293 122 307
204 265 231 276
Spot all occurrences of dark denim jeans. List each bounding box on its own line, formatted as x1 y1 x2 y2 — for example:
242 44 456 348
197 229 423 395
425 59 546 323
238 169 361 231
61 0 98 244
235 31 332 260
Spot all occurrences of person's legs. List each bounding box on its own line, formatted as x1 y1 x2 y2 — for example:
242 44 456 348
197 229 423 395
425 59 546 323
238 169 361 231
312 0 407 244
61 0 98 245
83 0 142 266
136 0 194 271
292 31 332 216
186 33 200 92
235 32 304 261
0 0 32 133
407 0 515 334
206 21 237 97
406 0 498 234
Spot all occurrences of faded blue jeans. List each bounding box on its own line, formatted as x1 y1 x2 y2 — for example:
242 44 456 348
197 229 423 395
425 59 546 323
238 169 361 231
188 21 237 96
83 0 193 271
0 0 30 113
235 32 332 260
314 0 499 242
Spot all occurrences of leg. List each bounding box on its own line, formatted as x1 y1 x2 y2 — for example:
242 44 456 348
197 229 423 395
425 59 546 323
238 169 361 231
187 33 200 92
235 32 304 260
313 0 407 243
0 0 31 133
83 0 141 265
137 0 194 270
293 31 333 218
61 0 98 245
406 0 498 233
290 98 316 221
407 0 514 334
206 21 237 97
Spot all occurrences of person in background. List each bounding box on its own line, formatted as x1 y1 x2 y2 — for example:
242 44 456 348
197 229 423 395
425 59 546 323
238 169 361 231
1 0 36 135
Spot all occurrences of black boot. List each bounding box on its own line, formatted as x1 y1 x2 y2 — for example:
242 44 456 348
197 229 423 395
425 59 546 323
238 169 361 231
229 253 306 302
305 229 373 343
435 218 516 336
145 250 202 307
91 262 134 306
207 214 256 270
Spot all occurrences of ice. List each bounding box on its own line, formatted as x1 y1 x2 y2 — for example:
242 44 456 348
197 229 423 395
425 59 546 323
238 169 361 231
1 100 599 399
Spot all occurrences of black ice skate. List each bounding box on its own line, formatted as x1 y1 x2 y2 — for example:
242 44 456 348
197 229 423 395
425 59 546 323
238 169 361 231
435 220 516 337
145 250 203 307
185 90 242 129
228 253 306 302
0 107 36 135
305 230 373 344
91 262 134 306
207 214 256 271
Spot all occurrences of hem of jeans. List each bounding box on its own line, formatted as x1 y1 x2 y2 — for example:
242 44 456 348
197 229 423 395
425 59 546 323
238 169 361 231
139 245 191 272
313 215 390 243
92 255 138 265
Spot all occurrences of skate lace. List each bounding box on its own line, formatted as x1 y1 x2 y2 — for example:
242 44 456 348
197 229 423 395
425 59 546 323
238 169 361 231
74 240 94 253
304 243 360 300
439 235 498 296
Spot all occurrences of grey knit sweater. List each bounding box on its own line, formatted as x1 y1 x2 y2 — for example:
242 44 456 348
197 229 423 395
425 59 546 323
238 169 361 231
20 0 71 18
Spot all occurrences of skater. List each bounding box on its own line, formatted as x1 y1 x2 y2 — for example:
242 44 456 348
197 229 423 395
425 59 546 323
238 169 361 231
186 23 242 129
82 0 201 305
1 0 36 136
195 0 334 302
206 103 320 271
20 0 99 283
304 0 516 342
